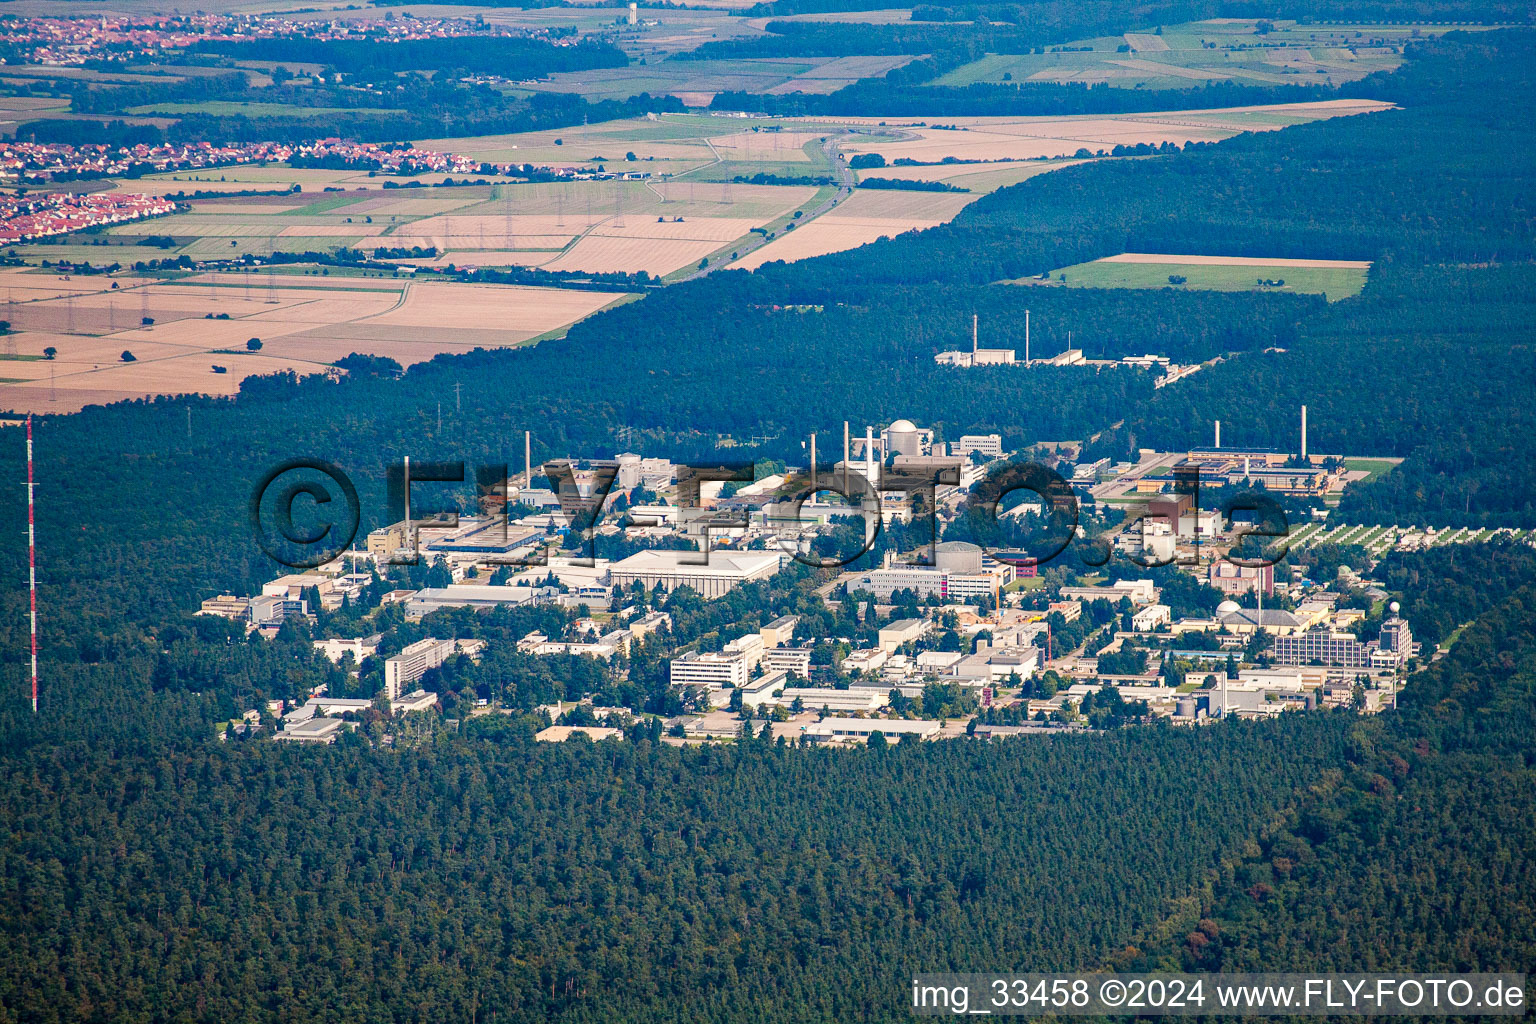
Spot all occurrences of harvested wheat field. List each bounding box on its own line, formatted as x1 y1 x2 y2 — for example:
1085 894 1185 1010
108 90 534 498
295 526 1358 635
855 159 1080 185
824 99 1392 163
358 282 628 335
0 276 630 414
709 131 824 161
541 235 723 274
734 217 929 270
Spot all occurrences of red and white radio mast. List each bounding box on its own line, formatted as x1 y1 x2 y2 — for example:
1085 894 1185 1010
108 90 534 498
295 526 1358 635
26 415 37 713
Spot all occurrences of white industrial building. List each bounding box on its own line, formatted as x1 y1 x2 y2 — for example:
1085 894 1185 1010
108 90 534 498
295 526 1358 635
610 549 782 599
775 688 886 713
951 434 1004 458
803 717 942 743
313 634 383 664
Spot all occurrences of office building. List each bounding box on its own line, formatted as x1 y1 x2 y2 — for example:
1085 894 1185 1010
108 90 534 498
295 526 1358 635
759 614 800 648
952 434 1004 459
1210 561 1274 596
384 637 455 701
1270 629 1371 668
763 645 813 677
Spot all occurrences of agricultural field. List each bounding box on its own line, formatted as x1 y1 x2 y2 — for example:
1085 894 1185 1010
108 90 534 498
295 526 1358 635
0 267 630 414
418 113 856 180
519 55 917 104
1011 253 1372 300
825 99 1392 163
930 19 1489 90
733 188 973 270
853 156 1085 191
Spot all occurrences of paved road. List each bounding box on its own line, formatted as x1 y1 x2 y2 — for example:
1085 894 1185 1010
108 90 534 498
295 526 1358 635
677 127 905 282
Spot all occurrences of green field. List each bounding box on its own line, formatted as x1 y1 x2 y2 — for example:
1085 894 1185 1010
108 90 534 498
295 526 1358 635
929 19 1487 90
1344 457 1400 482
1010 258 1369 300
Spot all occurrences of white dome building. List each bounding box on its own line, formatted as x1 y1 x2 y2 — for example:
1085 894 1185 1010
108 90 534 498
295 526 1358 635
885 418 922 458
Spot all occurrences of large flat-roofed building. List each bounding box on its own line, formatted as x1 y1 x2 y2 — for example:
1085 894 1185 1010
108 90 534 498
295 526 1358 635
610 549 781 600
405 585 532 618
273 717 346 744
849 563 1012 602
384 637 455 700
199 594 250 619
391 689 439 714
803 717 941 743
536 725 624 743
775 688 886 713
879 617 929 652
710 669 790 711
671 650 749 689
425 520 544 557
671 632 764 689
313 634 383 664
1058 580 1160 607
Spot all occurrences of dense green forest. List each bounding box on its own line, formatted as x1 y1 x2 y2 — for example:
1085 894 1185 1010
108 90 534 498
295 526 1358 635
0 546 1530 1022
1143 581 1536 976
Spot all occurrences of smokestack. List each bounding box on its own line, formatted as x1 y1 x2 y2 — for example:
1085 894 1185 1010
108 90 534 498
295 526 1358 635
1214 419 1221 449
1300 405 1308 461
843 420 850 492
809 434 817 491
1243 455 1251 482
865 425 875 484
1024 308 1030 365
971 313 978 357
524 430 532 487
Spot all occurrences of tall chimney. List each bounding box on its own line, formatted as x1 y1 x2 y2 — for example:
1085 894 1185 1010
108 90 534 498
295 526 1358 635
843 420 850 492
972 313 978 357
1300 405 1308 461
809 434 817 491
865 424 875 485
1024 308 1030 364
1214 419 1221 449
524 430 532 487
